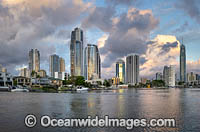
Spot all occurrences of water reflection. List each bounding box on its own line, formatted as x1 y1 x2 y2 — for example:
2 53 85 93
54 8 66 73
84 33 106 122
0 88 199 132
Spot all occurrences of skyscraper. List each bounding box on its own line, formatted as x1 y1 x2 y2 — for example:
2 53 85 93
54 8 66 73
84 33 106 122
20 68 30 78
116 59 125 83
163 65 176 87
29 49 40 72
126 54 139 85
50 54 60 77
180 44 186 82
70 27 83 76
156 72 163 80
59 57 65 73
84 44 101 80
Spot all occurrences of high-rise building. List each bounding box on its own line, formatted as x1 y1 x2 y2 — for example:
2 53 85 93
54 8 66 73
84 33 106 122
38 70 47 78
163 65 176 87
50 54 60 77
116 59 125 83
70 27 84 76
20 68 30 78
156 72 162 80
187 72 197 83
126 54 139 85
0 64 2 72
84 44 101 80
180 44 186 82
163 66 169 86
29 49 40 72
59 57 65 73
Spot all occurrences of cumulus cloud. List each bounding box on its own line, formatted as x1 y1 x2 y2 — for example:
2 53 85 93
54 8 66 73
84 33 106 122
140 35 180 78
0 0 91 74
101 8 159 68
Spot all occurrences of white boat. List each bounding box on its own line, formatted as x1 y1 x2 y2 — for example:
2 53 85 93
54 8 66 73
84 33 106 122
76 86 88 91
11 85 29 92
11 88 29 92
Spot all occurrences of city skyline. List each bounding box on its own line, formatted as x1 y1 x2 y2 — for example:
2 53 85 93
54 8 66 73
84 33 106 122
0 0 200 79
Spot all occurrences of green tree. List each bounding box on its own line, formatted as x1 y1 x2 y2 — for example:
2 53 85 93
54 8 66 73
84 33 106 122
152 80 165 87
103 80 111 87
75 76 85 86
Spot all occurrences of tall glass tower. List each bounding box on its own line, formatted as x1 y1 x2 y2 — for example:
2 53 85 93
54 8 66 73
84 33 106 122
49 54 60 77
126 54 139 85
180 44 186 82
29 49 40 72
84 44 101 80
70 28 83 76
116 59 125 83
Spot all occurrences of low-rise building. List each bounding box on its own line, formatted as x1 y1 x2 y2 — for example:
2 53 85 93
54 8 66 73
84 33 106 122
54 72 65 80
0 72 13 87
13 76 31 86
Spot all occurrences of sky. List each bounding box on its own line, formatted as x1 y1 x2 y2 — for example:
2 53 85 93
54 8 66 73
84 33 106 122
0 0 200 79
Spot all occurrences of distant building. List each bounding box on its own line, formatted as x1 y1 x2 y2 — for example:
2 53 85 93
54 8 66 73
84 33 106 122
163 65 175 87
0 72 13 87
116 59 125 83
112 77 120 85
59 57 65 73
156 72 162 80
84 44 101 80
0 65 7 73
2 68 7 73
187 72 197 84
54 72 65 80
50 55 66 78
50 54 60 77
38 70 47 78
141 78 148 84
70 27 84 76
126 54 139 85
29 49 40 72
0 64 2 72
180 44 186 82
20 68 30 78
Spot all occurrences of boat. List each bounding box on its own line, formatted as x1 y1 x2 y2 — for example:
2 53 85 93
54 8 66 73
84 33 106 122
76 86 88 91
11 85 29 92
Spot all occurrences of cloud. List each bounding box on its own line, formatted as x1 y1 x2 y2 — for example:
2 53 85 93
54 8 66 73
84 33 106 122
81 6 115 32
176 0 200 24
140 35 180 78
99 8 159 68
173 21 189 33
0 0 91 74
105 0 138 6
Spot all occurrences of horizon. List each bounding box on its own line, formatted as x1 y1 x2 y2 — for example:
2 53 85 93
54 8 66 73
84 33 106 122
0 0 200 79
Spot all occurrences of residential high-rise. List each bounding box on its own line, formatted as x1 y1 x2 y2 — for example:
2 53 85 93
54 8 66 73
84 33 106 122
126 54 139 85
0 64 2 72
38 70 47 78
163 65 176 87
29 49 40 72
20 68 30 78
50 54 60 77
156 72 162 80
70 27 83 76
116 59 125 83
59 57 65 73
187 72 197 83
84 44 101 80
180 44 186 82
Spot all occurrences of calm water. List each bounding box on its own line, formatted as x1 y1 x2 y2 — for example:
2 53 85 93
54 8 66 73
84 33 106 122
0 88 200 132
